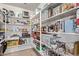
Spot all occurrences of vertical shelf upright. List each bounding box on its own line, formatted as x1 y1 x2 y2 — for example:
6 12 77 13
39 11 42 53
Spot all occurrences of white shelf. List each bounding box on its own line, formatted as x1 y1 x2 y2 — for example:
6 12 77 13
5 44 32 54
5 37 19 41
31 4 79 56
9 16 28 20
42 7 79 24
61 32 79 35
43 32 79 35
6 23 26 26
6 31 21 33
32 6 78 25
33 39 50 49
0 21 26 26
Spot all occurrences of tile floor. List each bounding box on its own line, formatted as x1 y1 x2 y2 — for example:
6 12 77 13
4 48 39 56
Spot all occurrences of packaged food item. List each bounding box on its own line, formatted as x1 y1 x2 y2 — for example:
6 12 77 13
49 25 55 32
7 40 19 48
76 9 79 33
61 20 65 32
19 39 25 45
54 23 59 32
48 7 52 18
76 9 79 19
76 18 79 25
62 3 75 12
53 5 62 16
56 21 61 32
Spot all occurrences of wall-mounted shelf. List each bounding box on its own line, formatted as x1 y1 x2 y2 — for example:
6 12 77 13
0 22 27 26
6 32 21 35
5 37 19 41
42 32 79 35
8 16 29 20
5 43 32 54
42 6 79 24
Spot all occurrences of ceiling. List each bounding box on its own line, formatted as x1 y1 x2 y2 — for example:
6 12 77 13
4 3 40 11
